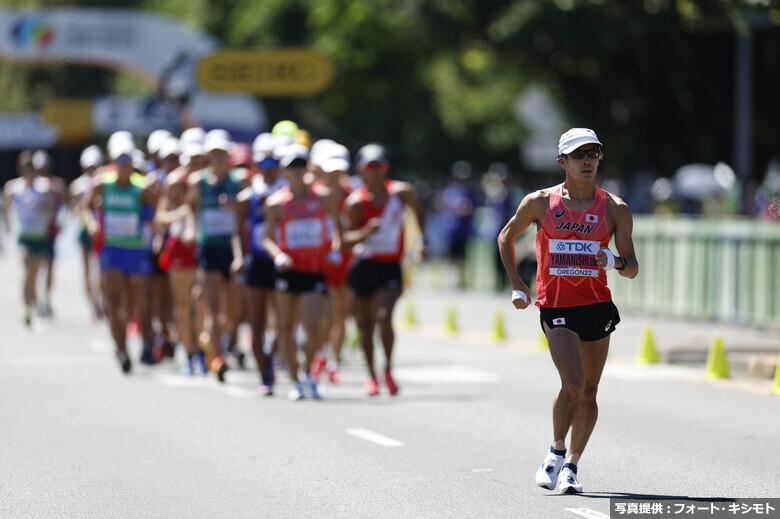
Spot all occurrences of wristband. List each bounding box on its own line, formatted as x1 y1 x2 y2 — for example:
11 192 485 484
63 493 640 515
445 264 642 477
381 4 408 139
274 253 292 270
512 290 528 304
600 248 615 270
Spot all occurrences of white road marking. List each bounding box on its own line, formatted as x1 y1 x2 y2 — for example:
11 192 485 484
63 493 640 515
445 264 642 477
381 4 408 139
345 428 404 447
564 508 610 519
472 468 493 473
393 365 500 384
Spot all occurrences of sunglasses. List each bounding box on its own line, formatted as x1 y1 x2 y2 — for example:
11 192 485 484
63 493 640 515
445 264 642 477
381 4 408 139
362 160 388 172
567 147 603 160
115 154 132 163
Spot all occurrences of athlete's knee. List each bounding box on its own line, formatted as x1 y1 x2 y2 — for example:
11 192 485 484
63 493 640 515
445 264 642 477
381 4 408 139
581 384 599 403
560 377 585 401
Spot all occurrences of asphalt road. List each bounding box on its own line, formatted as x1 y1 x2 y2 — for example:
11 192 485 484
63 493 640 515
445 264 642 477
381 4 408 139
1 228 778 519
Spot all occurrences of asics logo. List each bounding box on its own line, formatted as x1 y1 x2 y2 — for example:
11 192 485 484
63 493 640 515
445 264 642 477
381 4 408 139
605 320 612 331
554 208 566 218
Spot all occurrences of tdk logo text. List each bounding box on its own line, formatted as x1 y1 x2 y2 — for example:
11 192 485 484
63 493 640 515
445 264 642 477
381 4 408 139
548 239 600 255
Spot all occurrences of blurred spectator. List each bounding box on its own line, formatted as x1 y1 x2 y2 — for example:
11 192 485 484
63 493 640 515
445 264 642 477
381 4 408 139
436 160 478 288
755 160 780 220
477 163 517 289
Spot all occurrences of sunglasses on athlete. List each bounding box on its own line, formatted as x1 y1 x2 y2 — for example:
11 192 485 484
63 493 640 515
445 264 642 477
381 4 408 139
566 147 603 160
362 160 388 171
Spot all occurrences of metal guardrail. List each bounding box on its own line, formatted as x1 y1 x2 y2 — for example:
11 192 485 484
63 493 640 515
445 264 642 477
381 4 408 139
459 216 780 328
608 216 780 328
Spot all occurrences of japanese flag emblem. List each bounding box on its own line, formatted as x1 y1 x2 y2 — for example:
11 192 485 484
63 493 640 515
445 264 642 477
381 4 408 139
552 317 566 325
585 214 598 223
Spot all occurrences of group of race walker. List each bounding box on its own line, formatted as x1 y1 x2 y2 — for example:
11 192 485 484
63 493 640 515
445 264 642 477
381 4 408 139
5 122 427 402
6 125 638 495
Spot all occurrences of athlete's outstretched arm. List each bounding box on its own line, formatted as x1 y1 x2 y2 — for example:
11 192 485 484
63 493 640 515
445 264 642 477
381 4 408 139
612 202 639 279
497 192 546 309
396 182 427 260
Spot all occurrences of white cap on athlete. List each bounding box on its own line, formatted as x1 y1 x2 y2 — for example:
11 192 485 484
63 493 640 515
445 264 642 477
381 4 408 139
80 145 104 169
158 136 180 159
204 129 234 153
108 133 136 161
180 127 205 146
321 143 350 173
252 132 277 162
558 128 602 155
280 143 310 168
147 129 172 155
32 150 51 170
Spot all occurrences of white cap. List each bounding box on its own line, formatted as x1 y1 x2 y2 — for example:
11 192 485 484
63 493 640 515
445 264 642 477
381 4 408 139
310 139 337 167
204 129 234 153
158 137 180 159
108 134 136 161
280 143 309 168
326 143 349 162
108 131 133 152
32 150 51 170
558 128 602 155
147 129 172 155
80 145 104 169
132 149 147 171
321 157 350 174
252 132 277 162
179 127 205 145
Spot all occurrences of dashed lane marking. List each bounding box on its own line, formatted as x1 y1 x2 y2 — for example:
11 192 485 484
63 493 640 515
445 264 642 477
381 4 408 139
564 508 610 519
393 365 500 384
345 428 404 447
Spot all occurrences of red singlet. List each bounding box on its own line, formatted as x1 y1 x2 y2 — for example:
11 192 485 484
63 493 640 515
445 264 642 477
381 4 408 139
277 187 329 273
353 180 405 263
535 184 612 308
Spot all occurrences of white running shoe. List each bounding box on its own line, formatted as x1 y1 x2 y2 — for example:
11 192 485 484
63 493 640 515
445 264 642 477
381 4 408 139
557 466 583 494
535 450 565 490
288 382 305 401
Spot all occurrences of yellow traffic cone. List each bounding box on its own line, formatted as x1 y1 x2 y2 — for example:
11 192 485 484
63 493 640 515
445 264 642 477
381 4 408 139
403 299 416 328
490 310 506 342
444 305 457 335
705 335 730 381
771 351 780 396
636 326 659 365
537 330 548 351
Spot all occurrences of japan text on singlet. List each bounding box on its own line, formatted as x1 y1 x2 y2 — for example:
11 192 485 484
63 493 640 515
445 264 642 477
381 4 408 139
535 184 612 308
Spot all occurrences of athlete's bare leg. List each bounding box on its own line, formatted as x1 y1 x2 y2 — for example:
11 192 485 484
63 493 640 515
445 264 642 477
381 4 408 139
276 291 302 382
248 286 270 377
545 323 610 465
568 335 610 466
328 285 350 362
301 292 327 371
354 295 377 379
201 271 228 358
103 270 128 353
81 247 95 315
169 269 196 354
22 251 43 310
374 288 400 372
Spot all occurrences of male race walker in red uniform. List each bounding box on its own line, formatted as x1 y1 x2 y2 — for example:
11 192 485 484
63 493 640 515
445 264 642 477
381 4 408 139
497 128 638 494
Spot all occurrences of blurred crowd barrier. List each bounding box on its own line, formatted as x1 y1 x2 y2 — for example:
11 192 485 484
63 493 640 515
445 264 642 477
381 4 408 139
407 216 780 329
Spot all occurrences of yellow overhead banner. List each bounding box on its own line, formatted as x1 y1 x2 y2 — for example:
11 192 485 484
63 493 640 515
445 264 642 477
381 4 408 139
197 49 334 97
42 98 93 141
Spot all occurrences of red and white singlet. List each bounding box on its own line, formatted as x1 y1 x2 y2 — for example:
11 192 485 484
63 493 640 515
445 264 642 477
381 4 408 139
277 187 329 273
535 184 612 308
353 180 404 263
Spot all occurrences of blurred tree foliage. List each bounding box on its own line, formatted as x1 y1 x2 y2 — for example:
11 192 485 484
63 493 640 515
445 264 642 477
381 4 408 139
1 0 779 180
